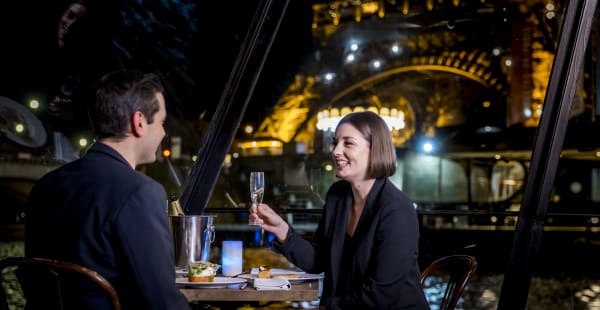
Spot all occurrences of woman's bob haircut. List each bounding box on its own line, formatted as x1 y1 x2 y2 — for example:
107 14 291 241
335 111 397 178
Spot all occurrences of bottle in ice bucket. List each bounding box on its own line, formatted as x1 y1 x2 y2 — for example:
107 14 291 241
168 196 185 216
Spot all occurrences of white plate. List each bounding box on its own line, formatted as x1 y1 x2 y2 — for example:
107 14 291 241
239 273 324 282
176 276 247 288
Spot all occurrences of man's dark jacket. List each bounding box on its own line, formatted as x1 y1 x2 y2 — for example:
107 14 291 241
25 142 189 309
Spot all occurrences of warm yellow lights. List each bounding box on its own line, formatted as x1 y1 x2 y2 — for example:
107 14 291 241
14 123 25 134
402 0 409 15
426 0 434 11
78 138 89 147
545 2 556 19
29 100 40 110
361 2 378 14
223 153 232 168
244 125 253 134
316 106 405 131
238 140 283 149
237 140 283 157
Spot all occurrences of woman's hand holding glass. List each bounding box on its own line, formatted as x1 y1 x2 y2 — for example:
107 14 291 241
248 171 289 243
249 203 289 242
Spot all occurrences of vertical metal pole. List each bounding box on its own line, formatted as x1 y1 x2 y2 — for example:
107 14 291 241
498 1 597 309
180 0 291 214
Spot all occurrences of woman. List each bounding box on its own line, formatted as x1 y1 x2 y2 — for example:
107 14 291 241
250 111 429 309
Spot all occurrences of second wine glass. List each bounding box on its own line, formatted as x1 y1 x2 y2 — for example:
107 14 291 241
249 171 264 226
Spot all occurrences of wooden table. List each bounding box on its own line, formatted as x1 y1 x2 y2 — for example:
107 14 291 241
180 280 320 302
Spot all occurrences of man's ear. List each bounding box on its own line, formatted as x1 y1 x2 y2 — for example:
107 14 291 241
131 111 145 137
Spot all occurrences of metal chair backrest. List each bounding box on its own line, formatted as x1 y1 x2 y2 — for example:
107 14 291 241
0 256 121 310
419 254 477 310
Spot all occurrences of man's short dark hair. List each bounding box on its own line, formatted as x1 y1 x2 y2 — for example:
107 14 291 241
90 70 164 139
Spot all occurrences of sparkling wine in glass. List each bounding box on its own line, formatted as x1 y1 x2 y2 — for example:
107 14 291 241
249 171 264 226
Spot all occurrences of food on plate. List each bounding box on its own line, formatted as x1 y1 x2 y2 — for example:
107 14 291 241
188 261 220 282
274 274 300 279
255 265 303 279
257 265 271 279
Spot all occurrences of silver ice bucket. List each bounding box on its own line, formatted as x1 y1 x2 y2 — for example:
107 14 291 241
169 215 215 268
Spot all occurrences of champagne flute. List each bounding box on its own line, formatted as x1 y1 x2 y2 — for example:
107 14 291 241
249 171 264 225
249 171 266 246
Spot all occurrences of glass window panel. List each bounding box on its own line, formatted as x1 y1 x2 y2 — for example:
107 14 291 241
4 1 600 309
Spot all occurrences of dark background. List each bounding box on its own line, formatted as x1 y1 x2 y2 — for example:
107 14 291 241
0 0 314 142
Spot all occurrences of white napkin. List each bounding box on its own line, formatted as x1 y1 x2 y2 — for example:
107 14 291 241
253 277 292 290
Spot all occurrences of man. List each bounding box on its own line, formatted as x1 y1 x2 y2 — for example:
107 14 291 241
25 70 190 309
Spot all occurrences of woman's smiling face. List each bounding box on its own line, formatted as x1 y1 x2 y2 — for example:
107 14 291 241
332 123 371 183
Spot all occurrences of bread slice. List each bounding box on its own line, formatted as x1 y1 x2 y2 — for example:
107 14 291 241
188 261 220 282
188 275 215 282
258 269 271 278
258 265 271 278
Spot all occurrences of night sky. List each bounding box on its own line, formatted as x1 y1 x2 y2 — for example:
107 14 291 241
0 0 314 137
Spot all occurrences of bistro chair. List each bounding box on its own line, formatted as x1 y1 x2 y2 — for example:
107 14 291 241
419 254 477 310
0 256 121 310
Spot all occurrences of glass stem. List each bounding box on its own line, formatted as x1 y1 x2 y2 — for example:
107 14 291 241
259 228 265 247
